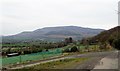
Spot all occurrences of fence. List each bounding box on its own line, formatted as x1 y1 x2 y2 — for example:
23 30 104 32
2 48 62 66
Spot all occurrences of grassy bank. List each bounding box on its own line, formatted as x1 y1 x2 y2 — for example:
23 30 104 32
13 58 89 71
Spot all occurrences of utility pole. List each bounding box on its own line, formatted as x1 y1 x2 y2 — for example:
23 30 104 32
118 1 120 26
19 47 22 63
118 1 120 71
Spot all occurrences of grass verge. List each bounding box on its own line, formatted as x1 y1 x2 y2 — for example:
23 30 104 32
13 58 89 71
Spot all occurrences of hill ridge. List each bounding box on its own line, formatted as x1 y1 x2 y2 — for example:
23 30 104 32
3 26 104 42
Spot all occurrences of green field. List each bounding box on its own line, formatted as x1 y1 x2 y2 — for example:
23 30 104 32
0 57 2 68
1 45 99 66
2 48 62 66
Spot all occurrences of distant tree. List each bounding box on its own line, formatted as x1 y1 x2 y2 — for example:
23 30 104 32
65 37 73 44
65 38 69 44
69 37 73 43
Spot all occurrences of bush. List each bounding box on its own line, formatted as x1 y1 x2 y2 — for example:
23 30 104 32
63 48 70 52
38 49 43 52
70 46 79 52
63 45 79 53
112 38 120 50
24 51 31 54
46 49 48 52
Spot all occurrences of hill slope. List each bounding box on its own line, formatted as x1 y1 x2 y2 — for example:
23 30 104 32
3 26 104 42
91 26 120 42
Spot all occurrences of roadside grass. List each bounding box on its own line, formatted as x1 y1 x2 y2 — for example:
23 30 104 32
14 58 89 70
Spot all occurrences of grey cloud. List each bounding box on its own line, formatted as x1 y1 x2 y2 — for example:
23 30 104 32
1 0 118 36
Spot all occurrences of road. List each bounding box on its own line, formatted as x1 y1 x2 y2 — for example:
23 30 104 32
93 51 118 69
73 51 118 70
8 51 118 70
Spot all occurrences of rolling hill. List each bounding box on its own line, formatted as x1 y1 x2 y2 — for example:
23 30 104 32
91 26 120 42
2 26 104 43
89 26 120 50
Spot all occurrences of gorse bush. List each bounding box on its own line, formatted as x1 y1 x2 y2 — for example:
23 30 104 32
63 45 79 52
71 46 79 52
112 38 120 50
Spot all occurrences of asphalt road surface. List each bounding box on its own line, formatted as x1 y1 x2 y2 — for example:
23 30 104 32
74 51 118 70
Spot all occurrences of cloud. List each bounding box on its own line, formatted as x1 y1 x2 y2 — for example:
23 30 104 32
1 0 118 35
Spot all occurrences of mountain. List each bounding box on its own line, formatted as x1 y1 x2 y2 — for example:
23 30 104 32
90 26 120 43
2 26 104 43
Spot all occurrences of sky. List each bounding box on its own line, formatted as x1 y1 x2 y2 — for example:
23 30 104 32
0 0 119 36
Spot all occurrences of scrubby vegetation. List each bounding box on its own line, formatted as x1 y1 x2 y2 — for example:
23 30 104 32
84 26 120 50
63 45 79 52
2 37 73 57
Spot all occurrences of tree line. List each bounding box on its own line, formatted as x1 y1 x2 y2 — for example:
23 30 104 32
2 37 74 56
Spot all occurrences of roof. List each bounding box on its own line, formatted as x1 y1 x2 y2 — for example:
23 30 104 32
7 53 18 56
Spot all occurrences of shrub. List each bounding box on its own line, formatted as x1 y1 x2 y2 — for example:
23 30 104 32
70 46 79 52
63 48 70 52
63 45 79 53
112 38 120 50
24 51 31 54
